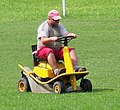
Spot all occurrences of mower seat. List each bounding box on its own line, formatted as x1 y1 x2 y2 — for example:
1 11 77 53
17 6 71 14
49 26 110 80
31 44 45 66
31 44 63 66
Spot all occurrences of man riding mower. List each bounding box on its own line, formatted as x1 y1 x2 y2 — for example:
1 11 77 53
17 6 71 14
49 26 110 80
18 36 92 94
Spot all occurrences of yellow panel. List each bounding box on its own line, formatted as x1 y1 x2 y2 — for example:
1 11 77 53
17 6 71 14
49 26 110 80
34 61 65 79
63 47 74 73
33 67 55 78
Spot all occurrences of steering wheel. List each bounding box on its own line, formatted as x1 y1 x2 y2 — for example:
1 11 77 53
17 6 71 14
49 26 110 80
57 36 74 46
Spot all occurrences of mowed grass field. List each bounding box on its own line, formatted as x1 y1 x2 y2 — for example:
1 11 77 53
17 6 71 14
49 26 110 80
0 0 120 110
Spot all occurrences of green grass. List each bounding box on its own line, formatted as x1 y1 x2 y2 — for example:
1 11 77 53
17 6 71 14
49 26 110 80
0 0 120 110
0 0 120 22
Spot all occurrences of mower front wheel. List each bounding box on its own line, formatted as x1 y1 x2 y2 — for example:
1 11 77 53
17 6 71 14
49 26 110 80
53 81 65 94
18 77 31 92
80 79 92 92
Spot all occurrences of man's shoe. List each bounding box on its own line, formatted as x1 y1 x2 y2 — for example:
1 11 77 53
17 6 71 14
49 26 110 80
75 67 87 80
75 67 87 72
55 68 66 76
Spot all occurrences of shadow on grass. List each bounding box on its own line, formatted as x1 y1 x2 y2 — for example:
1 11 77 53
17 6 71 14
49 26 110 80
92 88 114 92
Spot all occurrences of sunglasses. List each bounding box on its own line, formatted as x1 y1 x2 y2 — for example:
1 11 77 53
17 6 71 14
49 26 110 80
51 18 59 22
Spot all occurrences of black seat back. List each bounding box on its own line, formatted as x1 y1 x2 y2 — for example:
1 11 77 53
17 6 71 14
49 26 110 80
31 44 39 66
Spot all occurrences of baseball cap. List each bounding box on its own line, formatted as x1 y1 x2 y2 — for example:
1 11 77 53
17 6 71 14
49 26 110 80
48 10 61 20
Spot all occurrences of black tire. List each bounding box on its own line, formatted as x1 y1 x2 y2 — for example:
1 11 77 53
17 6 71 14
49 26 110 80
80 79 92 92
18 77 31 92
53 81 65 94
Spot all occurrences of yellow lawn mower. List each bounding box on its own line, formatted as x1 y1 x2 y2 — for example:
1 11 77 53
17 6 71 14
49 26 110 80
18 36 92 94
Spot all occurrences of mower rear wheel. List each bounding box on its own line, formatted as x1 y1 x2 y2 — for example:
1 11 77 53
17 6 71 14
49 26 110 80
80 79 92 92
53 81 65 94
18 77 31 92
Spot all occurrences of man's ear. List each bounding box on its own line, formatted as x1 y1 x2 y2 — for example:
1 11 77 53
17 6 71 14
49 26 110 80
48 17 51 20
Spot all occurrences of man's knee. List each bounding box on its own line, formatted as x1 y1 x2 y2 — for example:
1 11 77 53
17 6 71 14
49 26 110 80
37 47 54 59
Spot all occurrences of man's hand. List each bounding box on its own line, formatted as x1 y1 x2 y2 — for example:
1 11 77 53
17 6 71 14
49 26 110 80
67 33 77 38
50 37 58 41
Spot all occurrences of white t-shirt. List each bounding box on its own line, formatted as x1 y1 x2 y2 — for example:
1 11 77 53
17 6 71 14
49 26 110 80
37 20 68 51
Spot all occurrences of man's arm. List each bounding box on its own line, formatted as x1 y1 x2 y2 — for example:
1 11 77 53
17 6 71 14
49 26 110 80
59 24 77 38
40 36 58 45
64 33 77 38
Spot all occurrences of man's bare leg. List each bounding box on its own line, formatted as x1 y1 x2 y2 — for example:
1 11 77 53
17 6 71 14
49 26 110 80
70 49 78 67
47 52 66 75
47 52 57 70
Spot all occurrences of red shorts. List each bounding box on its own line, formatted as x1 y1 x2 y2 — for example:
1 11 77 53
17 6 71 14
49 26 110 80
36 46 74 60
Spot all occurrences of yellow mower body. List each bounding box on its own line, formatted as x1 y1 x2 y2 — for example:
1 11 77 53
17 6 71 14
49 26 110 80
18 36 92 93
33 61 65 78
